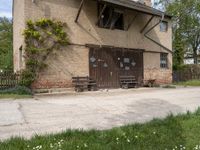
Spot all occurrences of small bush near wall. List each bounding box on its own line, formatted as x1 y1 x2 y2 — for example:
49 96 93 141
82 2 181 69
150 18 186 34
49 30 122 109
0 86 32 95
173 65 200 82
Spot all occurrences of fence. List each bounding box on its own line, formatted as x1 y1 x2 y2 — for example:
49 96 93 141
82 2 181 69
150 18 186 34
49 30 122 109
173 65 200 82
0 71 21 90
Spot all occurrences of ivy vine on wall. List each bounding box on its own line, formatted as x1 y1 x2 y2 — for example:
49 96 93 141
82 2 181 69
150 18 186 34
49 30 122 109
20 18 69 87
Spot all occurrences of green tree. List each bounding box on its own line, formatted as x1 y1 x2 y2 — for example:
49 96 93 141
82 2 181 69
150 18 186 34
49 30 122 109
158 0 200 65
0 17 13 70
173 30 184 70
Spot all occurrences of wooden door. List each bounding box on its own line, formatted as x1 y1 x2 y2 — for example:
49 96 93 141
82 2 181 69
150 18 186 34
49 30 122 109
89 48 119 88
89 48 143 88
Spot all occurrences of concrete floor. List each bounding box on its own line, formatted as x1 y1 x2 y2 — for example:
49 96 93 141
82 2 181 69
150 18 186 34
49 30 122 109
0 87 200 140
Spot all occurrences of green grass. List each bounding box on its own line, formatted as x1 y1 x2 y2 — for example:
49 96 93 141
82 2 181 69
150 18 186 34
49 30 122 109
0 94 32 99
174 80 200 86
1 109 200 150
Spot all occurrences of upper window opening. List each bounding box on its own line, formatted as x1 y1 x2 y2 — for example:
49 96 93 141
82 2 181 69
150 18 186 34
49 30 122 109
98 4 124 30
160 21 168 32
160 53 168 68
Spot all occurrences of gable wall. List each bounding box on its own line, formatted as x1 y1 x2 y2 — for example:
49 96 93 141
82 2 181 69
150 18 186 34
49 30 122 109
14 0 172 89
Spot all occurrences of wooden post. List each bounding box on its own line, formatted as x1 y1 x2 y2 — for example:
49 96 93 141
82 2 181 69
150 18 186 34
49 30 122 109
75 0 84 23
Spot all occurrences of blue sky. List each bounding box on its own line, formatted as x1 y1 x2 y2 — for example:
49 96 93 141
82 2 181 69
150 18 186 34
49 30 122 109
0 0 12 18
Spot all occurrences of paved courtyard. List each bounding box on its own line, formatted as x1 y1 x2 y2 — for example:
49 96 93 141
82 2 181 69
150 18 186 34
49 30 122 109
0 87 200 140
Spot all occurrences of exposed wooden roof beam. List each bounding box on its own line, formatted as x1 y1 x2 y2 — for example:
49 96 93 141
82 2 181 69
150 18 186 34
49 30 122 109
75 0 84 23
140 15 154 33
126 12 139 31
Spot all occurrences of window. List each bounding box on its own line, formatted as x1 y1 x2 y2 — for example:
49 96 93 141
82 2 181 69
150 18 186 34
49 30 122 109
198 59 200 64
160 21 168 32
98 4 124 30
160 53 168 68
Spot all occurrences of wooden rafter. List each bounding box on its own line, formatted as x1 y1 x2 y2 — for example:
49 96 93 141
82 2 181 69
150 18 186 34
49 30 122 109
96 4 107 25
126 12 138 31
140 15 154 33
75 0 84 23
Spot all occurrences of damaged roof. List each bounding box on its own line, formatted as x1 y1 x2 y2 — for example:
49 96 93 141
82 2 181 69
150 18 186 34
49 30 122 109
98 0 172 18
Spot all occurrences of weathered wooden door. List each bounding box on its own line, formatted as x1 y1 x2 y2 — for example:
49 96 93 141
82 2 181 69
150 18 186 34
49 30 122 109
89 48 119 88
89 47 143 88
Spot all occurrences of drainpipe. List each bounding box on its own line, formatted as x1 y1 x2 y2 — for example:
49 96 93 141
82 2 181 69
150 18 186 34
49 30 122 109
143 14 173 54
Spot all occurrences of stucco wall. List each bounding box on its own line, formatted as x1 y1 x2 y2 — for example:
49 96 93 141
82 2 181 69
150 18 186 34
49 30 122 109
13 0 173 89
144 52 172 84
13 0 25 72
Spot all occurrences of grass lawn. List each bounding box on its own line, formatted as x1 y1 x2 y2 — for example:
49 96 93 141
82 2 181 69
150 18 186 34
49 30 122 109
0 94 32 99
1 109 200 150
174 80 200 86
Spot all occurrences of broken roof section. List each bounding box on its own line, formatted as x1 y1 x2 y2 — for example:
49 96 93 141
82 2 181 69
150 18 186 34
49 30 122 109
98 0 172 18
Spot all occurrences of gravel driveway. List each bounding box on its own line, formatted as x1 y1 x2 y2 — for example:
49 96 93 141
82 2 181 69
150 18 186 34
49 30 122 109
0 87 200 140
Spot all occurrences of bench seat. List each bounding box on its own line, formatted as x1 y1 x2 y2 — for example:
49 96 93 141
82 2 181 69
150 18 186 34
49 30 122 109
72 76 97 92
120 76 138 89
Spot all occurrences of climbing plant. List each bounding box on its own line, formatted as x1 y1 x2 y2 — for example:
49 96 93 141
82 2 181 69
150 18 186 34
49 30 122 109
21 18 69 87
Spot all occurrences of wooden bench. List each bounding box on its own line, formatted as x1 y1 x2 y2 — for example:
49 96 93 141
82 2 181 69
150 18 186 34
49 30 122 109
120 76 139 89
72 76 97 92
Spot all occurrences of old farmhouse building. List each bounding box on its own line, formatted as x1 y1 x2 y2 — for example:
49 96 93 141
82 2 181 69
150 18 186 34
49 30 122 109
13 0 172 90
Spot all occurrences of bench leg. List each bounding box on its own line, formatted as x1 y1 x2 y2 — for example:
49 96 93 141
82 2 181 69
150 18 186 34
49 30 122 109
122 84 128 89
75 87 83 92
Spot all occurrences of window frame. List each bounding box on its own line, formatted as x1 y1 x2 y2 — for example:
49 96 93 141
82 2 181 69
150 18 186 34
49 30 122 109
160 53 168 69
97 4 125 30
160 21 168 32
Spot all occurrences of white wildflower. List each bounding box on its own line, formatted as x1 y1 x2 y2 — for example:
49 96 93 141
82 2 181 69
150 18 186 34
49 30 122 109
50 143 53 148
84 143 88 147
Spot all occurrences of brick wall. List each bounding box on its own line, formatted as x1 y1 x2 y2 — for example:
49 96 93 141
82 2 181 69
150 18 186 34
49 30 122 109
32 45 89 89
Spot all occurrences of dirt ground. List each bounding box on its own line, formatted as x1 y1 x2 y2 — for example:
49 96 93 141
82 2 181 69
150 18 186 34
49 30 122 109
0 87 200 140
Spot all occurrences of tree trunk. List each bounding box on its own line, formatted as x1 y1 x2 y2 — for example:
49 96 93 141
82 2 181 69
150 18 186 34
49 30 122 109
193 48 198 64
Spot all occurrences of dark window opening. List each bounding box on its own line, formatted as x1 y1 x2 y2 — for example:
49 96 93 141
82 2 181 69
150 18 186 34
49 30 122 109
98 4 124 30
160 53 168 68
160 21 168 32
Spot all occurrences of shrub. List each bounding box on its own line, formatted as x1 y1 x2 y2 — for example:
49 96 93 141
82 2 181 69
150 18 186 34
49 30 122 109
0 86 32 95
20 18 69 87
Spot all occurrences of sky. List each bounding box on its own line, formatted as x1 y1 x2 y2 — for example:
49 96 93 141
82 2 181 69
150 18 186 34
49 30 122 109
0 0 12 18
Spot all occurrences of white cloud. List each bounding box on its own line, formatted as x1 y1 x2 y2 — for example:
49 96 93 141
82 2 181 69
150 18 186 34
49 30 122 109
0 12 12 18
